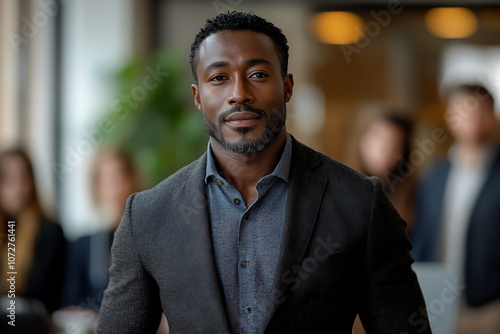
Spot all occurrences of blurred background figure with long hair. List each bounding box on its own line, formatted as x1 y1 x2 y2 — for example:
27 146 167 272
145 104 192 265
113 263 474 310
0 149 65 333
60 149 140 310
56 148 172 333
353 109 416 230
350 109 416 334
55 149 141 333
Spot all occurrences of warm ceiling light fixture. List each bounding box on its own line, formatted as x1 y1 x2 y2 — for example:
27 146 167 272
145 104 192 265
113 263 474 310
425 7 478 39
309 11 365 45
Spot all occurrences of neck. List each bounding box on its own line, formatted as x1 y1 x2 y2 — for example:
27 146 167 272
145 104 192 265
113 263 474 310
210 129 287 206
455 141 489 167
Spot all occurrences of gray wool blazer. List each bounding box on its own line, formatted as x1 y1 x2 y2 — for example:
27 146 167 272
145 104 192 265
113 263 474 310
97 137 431 334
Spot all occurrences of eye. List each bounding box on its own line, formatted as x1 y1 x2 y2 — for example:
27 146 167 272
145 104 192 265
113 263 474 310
210 75 226 82
251 72 268 79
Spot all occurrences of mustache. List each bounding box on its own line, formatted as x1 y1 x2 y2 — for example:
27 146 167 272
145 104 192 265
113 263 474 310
218 104 267 124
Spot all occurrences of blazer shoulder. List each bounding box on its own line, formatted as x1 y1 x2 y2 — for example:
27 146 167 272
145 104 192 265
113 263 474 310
132 152 207 208
291 136 374 191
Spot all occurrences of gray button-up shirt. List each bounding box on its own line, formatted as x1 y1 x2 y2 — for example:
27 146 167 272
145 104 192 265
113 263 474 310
205 133 292 334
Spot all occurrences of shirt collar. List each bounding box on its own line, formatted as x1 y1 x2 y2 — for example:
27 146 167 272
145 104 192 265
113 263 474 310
448 143 497 171
205 132 292 184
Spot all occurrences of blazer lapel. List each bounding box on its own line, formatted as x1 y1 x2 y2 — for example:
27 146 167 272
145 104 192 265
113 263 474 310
178 154 232 331
264 138 327 327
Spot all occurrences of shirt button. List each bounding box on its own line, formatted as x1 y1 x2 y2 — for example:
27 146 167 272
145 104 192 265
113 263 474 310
243 213 249 220
244 306 252 314
216 179 223 186
234 198 241 205
240 259 249 268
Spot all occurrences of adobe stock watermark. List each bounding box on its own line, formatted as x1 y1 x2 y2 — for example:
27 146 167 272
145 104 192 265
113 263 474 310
341 0 405 64
213 0 244 15
51 65 169 183
8 0 72 54
402 277 465 334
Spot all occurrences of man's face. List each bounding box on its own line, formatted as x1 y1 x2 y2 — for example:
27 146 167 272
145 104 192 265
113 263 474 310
192 30 293 154
445 91 497 145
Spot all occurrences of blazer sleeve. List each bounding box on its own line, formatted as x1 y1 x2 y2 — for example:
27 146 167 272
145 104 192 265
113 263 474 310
97 194 162 334
358 177 432 334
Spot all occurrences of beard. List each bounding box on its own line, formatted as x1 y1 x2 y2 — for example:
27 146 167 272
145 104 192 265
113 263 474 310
202 102 286 154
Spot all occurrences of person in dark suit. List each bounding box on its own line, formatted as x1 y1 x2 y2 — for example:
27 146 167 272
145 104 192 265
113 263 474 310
97 12 431 333
411 84 500 333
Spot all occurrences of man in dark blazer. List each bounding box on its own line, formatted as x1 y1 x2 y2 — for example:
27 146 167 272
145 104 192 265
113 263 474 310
97 12 431 333
411 84 500 333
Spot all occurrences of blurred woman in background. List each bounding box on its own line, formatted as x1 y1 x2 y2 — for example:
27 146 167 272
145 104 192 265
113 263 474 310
0 149 66 332
61 149 140 310
350 110 416 334
58 149 169 333
356 110 416 231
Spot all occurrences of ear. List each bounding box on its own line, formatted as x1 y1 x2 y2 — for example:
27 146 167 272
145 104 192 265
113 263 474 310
191 84 202 111
284 74 294 102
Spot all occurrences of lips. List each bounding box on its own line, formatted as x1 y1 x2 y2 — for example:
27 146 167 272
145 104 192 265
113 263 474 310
225 112 261 127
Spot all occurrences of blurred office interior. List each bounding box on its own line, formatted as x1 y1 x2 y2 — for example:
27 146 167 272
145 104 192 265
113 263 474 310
2 1 500 332
0 0 499 239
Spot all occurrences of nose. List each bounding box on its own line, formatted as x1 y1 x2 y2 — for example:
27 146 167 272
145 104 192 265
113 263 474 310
226 76 253 105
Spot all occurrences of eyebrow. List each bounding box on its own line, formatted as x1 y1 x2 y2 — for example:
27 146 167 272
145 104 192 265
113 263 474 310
205 61 229 72
204 58 273 72
245 58 273 67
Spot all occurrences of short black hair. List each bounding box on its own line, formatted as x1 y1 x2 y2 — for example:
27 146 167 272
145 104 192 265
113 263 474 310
449 84 495 105
189 12 289 83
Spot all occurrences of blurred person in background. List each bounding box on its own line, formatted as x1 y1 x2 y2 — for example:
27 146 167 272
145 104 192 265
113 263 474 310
356 111 416 231
60 150 140 310
0 149 65 332
58 149 170 333
411 84 500 334
351 110 416 334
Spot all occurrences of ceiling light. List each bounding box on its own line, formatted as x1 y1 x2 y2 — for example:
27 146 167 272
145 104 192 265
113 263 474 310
425 7 478 39
310 11 365 45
